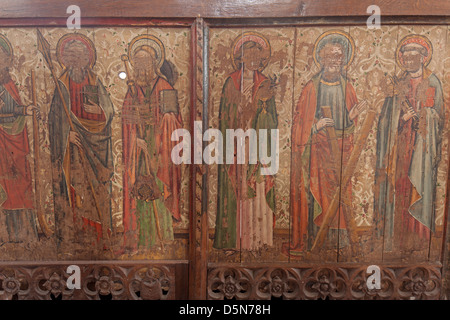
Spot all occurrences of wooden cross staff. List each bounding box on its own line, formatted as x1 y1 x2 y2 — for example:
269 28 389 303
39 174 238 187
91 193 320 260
31 70 53 237
310 107 377 254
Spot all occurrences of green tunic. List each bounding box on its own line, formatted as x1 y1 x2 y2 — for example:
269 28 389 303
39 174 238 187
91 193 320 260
213 72 277 249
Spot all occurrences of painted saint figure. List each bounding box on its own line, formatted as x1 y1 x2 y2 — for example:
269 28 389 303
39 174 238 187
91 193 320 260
374 35 444 251
284 30 367 257
48 33 115 246
213 32 277 251
0 35 39 243
122 35 183 251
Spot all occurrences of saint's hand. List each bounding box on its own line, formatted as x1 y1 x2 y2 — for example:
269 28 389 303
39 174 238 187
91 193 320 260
84 99 103 115
69 131 83 150
256 80 275 102
349 100 368 120
316 117 334 131
137 138 150 156
26 104 41 118
402 106 418 122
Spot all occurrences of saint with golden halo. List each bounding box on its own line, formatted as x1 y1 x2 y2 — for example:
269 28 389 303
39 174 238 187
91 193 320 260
374 34 444 253
48 32 115 248
313 29 355 71
213 31 278 252
121 34 183 252
284 30 367 257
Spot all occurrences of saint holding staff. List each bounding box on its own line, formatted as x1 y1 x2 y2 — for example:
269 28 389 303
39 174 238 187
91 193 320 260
374 34 444 252
284 30 367 257
121 34 183 251
44 32 115 248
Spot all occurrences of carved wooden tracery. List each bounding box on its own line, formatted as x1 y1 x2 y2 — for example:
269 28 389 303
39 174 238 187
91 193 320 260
0 262 179 300
207 264 442 300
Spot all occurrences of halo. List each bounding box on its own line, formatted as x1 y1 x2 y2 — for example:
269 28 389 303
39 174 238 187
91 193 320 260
56 33 96 69
231 31 271 71
0 34 13 57
313 30 355 69
128 34 165 70
396 34 433 70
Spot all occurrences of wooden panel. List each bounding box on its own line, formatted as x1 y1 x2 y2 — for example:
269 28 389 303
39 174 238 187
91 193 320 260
343 25 399 263
207 27 241 265
383 26 448 262
287 27 351 263
442 25 450 299
428 25 450 263
0 25 192 261
0 12 448 300
205 19 450 298
207 27 292 264
0 0 449 19
188 18 208 299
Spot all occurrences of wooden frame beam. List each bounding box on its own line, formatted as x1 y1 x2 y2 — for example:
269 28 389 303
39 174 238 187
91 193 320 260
0 0 448 19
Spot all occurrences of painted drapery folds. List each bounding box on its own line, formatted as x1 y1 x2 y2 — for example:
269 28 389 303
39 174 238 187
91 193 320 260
213 32 277 252
48 33 115 249
208 26 449 264
0 25 448 268
122 34 183 252
0 27 191 260
0 34 38 244
284 30 367 257
374 34 444 253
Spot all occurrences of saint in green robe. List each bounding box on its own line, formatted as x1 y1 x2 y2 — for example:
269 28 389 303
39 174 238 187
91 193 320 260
213 69 277 250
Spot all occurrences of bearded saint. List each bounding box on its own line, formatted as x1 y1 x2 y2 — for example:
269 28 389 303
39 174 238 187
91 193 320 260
122 43 183 250
374 35 444 251
284 33 367 257
49 36 114 246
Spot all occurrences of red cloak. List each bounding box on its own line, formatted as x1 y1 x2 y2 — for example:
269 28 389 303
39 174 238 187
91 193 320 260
289 77 358 252
0 79 34 210
122 77 183 246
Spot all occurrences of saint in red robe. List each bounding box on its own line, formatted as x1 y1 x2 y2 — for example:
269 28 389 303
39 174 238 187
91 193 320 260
0 80 34 210
0 79 37 242
122 77 183 249
284 73 359 256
